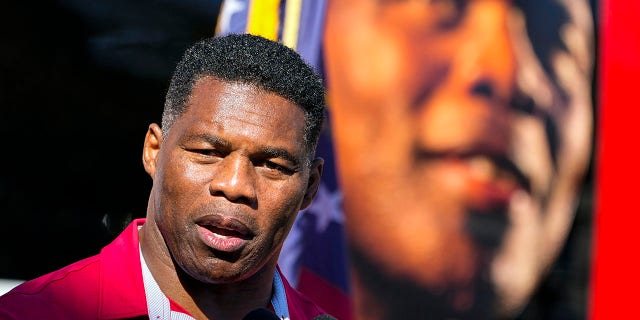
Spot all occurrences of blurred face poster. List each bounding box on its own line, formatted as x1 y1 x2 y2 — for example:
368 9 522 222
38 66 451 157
218 0 594 318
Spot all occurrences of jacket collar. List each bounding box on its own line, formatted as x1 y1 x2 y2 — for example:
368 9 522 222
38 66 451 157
98 218 148 319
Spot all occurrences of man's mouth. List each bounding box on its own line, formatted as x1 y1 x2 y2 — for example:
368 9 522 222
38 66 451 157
416 147 531 250
202 225 250 239
461 154 527 251
416 148 530 194
477 153 530 194
196 215 253 252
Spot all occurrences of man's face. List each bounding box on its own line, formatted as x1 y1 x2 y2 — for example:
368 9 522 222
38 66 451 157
149 77 319 284
324 0 592 315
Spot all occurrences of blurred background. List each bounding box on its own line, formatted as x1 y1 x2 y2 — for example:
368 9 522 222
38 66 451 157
0 0 223 286
0 1 596 319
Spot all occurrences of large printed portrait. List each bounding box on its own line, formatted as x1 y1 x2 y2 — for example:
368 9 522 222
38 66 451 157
323 0 594 318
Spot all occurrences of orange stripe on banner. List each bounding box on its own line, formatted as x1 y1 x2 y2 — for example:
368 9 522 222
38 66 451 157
590 0 640 319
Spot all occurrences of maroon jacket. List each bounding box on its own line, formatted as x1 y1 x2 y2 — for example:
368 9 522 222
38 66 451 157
0 219 329 319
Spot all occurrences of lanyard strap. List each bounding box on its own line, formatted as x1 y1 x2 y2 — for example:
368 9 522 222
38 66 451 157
140 246 289 319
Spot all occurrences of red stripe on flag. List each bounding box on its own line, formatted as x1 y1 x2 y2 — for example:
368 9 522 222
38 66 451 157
297 267 352 320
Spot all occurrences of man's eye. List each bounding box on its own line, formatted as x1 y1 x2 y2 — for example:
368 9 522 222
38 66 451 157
431 0 465 30
190 149 223 157
263 161 295 175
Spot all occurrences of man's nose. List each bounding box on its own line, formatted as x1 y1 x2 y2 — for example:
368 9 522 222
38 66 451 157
453 0 516 105
209 153 257 206
414 1 518 150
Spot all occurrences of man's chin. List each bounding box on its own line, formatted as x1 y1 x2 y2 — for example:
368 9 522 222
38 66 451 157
349 245 499 319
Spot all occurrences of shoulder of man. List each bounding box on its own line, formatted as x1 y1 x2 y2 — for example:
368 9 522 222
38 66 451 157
0 218 146 319
0 254 102 319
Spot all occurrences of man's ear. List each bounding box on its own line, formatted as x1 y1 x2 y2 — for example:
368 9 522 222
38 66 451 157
301 158 324 210
142 123 163 178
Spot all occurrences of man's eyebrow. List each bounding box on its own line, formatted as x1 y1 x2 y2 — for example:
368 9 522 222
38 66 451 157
260 146 300 166
190 133 230 148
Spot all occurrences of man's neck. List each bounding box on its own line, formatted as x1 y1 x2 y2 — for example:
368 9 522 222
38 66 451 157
138 223 278 319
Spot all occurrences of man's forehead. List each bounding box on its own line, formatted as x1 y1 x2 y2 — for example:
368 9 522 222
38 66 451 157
184 77 306 139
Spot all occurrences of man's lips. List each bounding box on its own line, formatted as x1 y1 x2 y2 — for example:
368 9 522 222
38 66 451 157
416 148 531 194
484 153 530 194
196 215 253 253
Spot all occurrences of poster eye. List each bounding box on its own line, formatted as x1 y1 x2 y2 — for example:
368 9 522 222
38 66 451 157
431 0 466 30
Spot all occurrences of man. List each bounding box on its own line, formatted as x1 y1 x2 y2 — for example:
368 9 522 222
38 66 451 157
0 33 330 319
322 0 594 319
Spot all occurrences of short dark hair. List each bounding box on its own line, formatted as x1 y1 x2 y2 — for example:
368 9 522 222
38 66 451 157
162 33 326 159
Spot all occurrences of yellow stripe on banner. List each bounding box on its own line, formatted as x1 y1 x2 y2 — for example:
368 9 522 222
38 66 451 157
247 0 280 41
282 0 302 49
